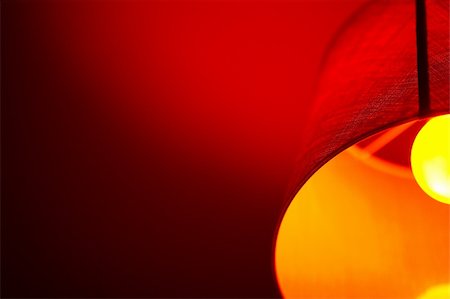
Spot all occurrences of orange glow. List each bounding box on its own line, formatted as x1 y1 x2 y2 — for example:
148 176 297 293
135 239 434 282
411 115 450 204
275 129 450 298
418 284 450 299
347 121 415 179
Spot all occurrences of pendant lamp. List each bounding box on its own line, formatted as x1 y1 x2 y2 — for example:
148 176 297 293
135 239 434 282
274 0 449 298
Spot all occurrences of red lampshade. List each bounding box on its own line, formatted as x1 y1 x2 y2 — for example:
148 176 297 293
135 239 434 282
276 0 449 298
287 0 449 198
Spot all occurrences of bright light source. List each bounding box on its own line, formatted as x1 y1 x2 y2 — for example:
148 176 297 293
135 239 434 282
411 114 450 204
417 284 450 299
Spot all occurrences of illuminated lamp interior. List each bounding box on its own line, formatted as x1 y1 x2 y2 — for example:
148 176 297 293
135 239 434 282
275 121 450 298
417 284 450 299
418 284 450 299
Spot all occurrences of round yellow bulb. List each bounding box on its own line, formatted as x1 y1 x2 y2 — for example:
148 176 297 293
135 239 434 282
411 114 450 204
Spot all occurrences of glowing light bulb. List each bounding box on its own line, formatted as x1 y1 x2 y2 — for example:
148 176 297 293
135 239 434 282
411 114 450 204
417 284 450 299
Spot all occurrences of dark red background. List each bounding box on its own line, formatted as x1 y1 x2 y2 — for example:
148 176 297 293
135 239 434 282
2 0 365 297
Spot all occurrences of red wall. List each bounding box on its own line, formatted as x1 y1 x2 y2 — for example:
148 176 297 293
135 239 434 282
2 1 366 297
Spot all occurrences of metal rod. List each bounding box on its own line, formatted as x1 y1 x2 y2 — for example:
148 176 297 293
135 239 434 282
416 0 431 114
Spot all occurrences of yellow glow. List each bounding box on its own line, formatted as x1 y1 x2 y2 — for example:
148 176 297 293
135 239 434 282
418 284 450 299
411 115 450 204
275 124 450 298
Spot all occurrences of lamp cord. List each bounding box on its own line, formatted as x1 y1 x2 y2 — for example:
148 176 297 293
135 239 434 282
416 0 431 115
